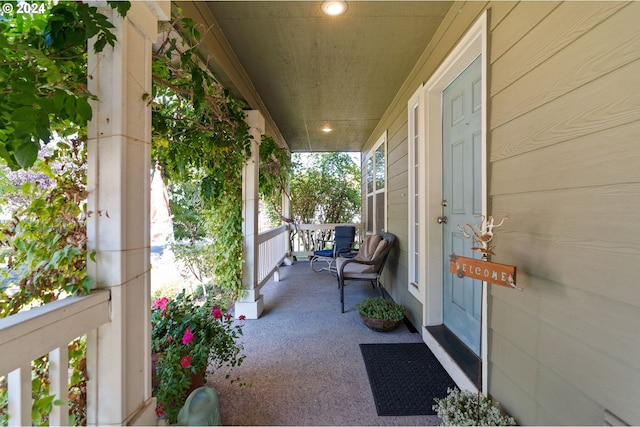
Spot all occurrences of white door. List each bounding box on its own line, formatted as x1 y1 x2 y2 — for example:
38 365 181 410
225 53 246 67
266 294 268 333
441 56 482 355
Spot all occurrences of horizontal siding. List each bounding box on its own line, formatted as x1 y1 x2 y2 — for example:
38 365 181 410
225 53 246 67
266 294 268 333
490 1 626 95
488 1 640 425
491 120 640 195
491 58 640 161
491 3 640 129
489 1 560 62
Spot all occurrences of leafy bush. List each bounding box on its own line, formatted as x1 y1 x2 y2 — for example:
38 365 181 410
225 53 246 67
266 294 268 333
433 387 517 426
355 297 404 321
151 290 246 424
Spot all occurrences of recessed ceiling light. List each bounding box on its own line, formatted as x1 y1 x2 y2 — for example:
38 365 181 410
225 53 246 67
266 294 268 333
322 126 332 133
321 0 347 16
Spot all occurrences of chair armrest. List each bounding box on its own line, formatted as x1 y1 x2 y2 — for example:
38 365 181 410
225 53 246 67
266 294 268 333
335 245 357 257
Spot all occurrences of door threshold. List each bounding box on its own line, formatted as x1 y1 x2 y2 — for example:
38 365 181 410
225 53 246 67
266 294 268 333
424 325 481 390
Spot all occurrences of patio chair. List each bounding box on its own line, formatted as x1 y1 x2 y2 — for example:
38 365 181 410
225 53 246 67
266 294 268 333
310 225 356 273
336 231 396 313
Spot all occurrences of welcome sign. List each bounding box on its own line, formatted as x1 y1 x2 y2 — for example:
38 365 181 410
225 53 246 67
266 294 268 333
449 254 518 289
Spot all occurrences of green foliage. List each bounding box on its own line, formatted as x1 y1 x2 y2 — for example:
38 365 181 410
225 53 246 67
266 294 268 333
171 240 216 284
0 139 93 316
151 290 246 424
167 180 207 244
209 189 245 299
355 297 405 321
0 3 127 424
151 13 254 300
259 135 291 217
0 1 129 169
289 152 361 224
433 387 517 426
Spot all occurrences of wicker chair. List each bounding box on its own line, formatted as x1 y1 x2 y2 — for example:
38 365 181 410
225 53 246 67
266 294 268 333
336 231 396 313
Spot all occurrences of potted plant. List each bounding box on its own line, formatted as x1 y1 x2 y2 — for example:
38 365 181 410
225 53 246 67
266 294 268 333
433 387 517 426
151 289 246 423
355 296 405 331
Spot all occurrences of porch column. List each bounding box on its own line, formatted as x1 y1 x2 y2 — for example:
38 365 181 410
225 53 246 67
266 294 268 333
235 110 265 319
86 2 169 425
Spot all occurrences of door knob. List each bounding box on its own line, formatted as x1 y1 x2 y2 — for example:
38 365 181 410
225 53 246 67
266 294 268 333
437 216 448 224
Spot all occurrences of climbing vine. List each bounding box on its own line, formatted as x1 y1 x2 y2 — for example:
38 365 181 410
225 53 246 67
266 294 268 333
259 134 292 222
150 13 253 299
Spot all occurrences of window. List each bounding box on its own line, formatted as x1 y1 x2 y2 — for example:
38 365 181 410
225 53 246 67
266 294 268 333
408 85 424 300
366 133 386 234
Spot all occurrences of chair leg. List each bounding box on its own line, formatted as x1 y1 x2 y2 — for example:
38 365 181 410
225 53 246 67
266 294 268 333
377 279 385 298
340 280 345 313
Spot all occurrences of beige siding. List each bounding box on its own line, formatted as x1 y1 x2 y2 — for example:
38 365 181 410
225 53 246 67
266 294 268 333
488 1 640 425
362 0 639 425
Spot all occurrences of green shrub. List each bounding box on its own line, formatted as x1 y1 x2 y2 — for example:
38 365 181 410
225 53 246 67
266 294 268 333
355 297 404 321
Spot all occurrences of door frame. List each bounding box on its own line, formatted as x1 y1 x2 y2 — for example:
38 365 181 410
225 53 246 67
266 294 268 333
421 11 488 393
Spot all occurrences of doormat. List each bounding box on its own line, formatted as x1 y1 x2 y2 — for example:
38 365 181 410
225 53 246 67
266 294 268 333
360 343 456 416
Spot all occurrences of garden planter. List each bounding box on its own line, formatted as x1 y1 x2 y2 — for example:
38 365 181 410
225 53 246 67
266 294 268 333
360 313 401 332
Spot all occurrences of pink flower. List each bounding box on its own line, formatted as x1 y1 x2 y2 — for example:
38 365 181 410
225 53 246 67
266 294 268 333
181 327 193 345
212 306 222 319
180 355 192 368
153 297 169 310
155 402 165 417
238 315 246 320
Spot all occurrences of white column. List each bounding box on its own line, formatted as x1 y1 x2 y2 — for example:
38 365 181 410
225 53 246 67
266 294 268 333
235 110 265 319
86 2 169 425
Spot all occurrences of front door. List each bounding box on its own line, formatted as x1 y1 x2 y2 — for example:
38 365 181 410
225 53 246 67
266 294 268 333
442 56 482 355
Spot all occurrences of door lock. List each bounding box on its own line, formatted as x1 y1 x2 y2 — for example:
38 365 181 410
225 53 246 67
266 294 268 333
442 199 448 207
437 216 448 224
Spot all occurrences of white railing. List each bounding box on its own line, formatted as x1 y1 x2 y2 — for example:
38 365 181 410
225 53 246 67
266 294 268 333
0 290 111 426
257 224 287 286
290 223 364 257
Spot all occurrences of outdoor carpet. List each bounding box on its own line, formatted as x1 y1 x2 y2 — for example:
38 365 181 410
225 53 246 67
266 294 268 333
359 342 456 416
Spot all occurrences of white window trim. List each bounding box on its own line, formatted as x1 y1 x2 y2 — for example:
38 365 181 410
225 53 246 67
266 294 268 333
408 85 425 301
365 131 387 234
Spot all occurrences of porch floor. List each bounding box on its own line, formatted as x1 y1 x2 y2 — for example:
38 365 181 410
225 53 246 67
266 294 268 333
207 260 441 426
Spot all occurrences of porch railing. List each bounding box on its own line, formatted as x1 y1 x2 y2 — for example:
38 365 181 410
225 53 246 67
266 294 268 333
0 290 111 426
257 224 287 287
289 223 364 258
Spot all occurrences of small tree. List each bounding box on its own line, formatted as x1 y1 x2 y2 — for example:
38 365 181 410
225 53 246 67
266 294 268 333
290 152 361 224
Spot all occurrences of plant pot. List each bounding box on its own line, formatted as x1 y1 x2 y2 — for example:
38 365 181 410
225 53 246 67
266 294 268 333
359 313 401 332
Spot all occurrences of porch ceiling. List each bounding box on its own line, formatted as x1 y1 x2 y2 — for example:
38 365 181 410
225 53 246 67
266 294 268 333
177 1 453 153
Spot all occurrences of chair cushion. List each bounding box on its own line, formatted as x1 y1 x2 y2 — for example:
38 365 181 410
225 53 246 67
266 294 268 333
340 260 379 278
354 234 382 262
313 249 333 257
371 240 388 260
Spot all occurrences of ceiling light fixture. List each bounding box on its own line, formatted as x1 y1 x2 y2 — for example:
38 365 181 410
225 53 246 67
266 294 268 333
322 125 333 133
321 0 347 16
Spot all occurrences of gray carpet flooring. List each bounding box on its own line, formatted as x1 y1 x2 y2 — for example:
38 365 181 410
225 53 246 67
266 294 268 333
207 260 441 426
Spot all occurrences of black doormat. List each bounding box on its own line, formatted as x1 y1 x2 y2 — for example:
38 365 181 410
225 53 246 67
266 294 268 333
360 343 456 416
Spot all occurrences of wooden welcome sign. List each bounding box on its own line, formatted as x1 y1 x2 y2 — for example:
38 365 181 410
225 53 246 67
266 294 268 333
449 254 518 289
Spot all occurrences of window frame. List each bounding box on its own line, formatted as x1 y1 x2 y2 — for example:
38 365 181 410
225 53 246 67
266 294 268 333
365 132 387 234
408 85 425 301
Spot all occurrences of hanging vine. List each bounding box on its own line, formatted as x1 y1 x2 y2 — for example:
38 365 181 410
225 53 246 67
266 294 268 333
150 13 253 299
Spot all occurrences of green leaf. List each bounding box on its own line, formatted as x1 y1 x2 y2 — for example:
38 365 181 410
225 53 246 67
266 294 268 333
76 97 92 121
108 1 131 17
14 140 39 168
10 106 37 123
